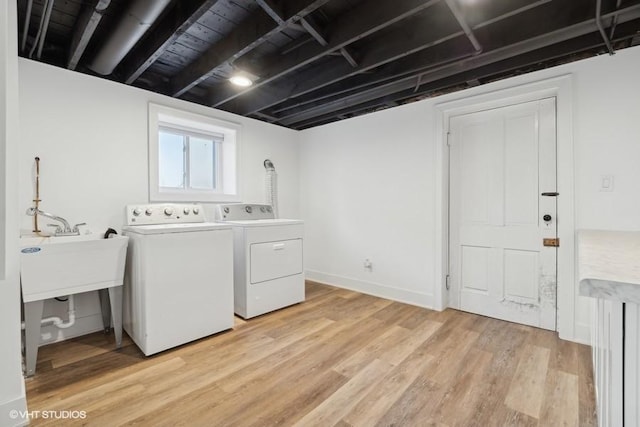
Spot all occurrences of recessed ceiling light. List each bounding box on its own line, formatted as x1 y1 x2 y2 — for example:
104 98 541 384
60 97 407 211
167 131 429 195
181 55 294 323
229 75 253 87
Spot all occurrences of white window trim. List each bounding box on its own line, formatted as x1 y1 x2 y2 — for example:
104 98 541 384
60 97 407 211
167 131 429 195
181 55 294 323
148 103 242 203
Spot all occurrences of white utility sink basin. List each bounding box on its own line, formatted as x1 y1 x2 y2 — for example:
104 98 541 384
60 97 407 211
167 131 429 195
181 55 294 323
20 234 128 302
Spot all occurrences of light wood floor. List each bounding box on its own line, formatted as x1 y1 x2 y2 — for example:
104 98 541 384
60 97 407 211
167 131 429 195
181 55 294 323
26 282 596 426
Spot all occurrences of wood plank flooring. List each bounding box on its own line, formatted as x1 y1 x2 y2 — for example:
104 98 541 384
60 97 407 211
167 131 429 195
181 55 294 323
25 282 596 426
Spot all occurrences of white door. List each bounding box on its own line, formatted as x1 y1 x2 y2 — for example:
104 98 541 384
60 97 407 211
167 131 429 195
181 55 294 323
449 98 557 330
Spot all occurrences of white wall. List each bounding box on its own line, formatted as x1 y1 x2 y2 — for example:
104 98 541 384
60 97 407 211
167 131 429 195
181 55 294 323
300 45 640 343
14 38 640 349
300 104 438 307
18 59 300 344
0 1 28 425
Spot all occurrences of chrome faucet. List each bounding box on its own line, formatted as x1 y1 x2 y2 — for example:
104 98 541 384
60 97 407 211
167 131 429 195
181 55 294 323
25 207 85 236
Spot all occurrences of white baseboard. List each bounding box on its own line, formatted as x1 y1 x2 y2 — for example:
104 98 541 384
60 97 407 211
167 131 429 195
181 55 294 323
573 322 592 346
0 382 28 427
305 270 437 310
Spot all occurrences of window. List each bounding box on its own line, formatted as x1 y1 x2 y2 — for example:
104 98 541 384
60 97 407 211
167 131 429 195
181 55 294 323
149 103 240 202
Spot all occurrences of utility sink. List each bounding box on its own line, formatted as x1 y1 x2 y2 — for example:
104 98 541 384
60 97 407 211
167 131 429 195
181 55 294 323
20 234 128 302
20 233 128 376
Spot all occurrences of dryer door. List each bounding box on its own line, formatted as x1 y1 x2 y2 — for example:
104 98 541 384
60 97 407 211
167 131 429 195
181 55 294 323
250 238 303 284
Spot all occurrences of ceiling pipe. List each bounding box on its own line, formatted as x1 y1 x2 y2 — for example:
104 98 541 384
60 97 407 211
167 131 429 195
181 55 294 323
596 0 615 55
21 0 33 52
609 0 622 39
68 0 112 70
36 0 55 59
28 0 50 58
88 0 172 75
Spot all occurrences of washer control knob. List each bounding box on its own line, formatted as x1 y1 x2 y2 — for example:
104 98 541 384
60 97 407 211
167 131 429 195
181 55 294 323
266 206 272 213
164 207 174 216
132 208 142 216
193 207 200 215
183 207 190 215
245 205 253 214
223 207 230 214
260 206 266 213
145 208 153 216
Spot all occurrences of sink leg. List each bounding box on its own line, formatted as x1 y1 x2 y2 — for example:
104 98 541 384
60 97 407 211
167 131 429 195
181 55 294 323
24 300 44 377
108 286 123 349
98 289 111 333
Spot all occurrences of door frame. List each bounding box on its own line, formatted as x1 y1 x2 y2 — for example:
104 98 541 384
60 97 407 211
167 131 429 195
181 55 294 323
434 75 577 341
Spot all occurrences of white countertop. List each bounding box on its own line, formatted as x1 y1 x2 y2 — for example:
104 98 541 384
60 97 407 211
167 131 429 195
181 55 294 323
578 229 640 304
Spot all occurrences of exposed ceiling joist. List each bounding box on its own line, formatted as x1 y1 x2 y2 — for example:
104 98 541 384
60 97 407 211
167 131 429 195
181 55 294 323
209 0 441 107
278 3 640 126
17 0 640 130
340 47 358 67
444 0 482 52
271 41 472 116
255 0 286 25
300 16 328 46
293 29 630 130
118 0 219 84
274 5 562 118
225 0 544 116
170 0 330 97
280 34 315 55
257 0 328 46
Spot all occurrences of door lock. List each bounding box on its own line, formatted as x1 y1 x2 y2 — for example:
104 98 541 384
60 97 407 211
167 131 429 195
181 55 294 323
543 214 552 222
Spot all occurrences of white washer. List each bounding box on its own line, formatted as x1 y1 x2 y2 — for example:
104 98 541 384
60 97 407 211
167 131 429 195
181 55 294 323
122 203 233 356
216 203 304 319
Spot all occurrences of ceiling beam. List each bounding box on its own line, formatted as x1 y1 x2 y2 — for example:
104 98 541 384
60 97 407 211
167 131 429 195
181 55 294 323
170 0 330 97
225 0 547 116
340 47 358 67
67 0 111 69
277 43 473 122
269 41 472 115
280 34 315 55
255 0 286 25
444 0 482 52
118 0 219 84
277 3 640 126
251 111 279 123
300 16 328 46
269 1 566 116
209 0 442 107
290 32 615 129
257 0 328 46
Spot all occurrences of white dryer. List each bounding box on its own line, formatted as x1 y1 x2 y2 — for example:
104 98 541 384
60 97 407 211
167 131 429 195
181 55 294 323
216 204 304 319
123 203 233 355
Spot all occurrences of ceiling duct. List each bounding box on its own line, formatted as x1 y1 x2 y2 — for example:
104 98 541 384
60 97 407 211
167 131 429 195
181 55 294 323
88 0 172 75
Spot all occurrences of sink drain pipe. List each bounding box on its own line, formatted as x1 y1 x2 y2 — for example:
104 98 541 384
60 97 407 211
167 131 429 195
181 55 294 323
21 295 77 330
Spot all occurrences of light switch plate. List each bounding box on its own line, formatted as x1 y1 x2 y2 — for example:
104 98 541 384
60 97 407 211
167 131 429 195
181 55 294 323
600 175 614 192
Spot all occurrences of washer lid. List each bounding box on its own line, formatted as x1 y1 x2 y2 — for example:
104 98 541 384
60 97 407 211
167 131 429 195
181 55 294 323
122 222 231 235
219 218 303 227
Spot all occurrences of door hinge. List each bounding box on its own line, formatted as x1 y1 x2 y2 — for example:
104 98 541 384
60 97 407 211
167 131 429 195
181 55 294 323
445 274 451 290
446 132 451 147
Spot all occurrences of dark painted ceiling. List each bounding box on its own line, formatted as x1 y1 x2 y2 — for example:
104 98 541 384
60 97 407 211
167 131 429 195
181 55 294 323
16 0 640 130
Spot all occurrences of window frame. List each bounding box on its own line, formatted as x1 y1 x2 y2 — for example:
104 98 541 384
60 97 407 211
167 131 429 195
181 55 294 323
148 103 241 203
158 126 222 191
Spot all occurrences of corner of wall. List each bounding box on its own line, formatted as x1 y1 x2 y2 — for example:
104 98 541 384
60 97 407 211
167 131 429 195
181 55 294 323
1 0 28 421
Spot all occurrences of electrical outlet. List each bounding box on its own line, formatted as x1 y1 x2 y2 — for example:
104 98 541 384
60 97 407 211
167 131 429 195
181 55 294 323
363 258 372 271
